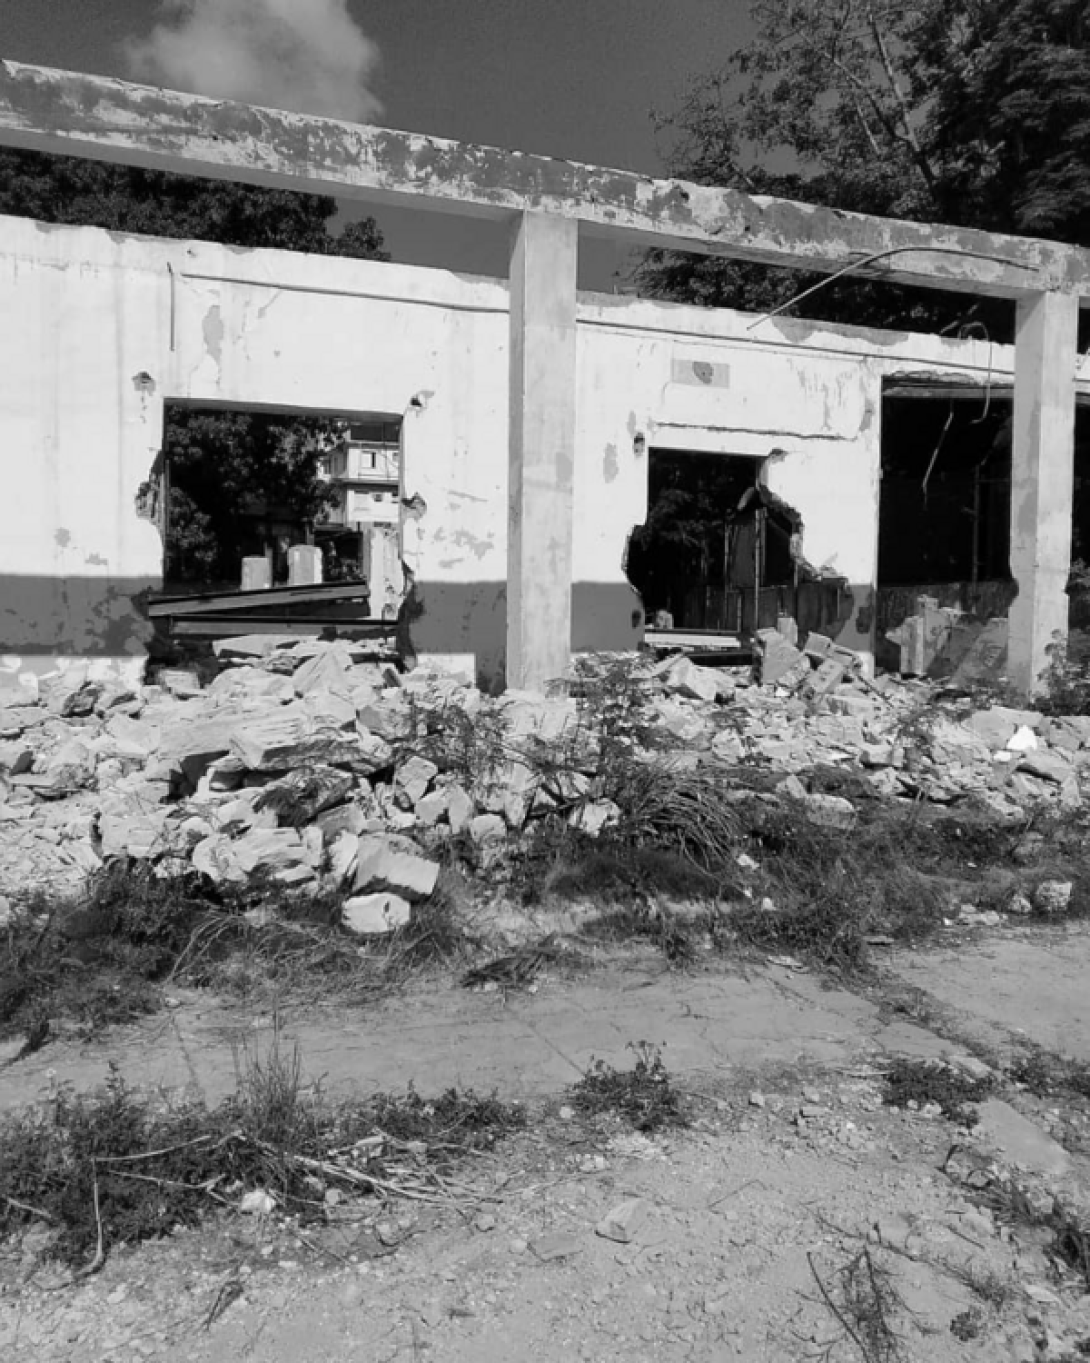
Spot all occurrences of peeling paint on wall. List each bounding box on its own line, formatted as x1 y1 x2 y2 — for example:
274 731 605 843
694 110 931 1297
603 443 619 483
202 304 224 364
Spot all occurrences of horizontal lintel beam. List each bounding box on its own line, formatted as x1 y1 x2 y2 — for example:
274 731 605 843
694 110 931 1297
2 60 1090 300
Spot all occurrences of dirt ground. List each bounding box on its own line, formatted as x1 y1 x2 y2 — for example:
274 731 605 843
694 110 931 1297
3 924 1090 1363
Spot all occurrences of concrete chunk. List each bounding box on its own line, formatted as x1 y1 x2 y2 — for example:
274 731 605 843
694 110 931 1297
354 835 439 901
394 755 439 808
343 892 412 935
975 1099 1072 1178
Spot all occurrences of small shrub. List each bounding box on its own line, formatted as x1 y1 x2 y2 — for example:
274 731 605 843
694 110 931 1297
883 1058 992 1126
570 1041 687 1132
0 1057 526 1271
1039 634 1090 716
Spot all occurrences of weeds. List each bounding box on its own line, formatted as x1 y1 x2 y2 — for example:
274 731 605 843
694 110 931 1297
949 1306 984 1342
1039 634 1090 716
807 1246 905 1363
0 1041 525 1271
0 859 475 1045
1007 1048 1090 1101
883 1058 992 1126
570 1042 687 1133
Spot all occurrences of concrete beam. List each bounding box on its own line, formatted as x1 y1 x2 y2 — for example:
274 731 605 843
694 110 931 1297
1008 291 1080 694
507 212 577 690
3 60 1090 299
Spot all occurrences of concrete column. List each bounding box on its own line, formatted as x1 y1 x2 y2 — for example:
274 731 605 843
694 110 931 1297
1008 290 1080 694
507 211 578 691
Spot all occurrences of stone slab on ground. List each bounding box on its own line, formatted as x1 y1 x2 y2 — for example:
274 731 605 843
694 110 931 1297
886 924 1090 1061
974 1098 1074 1178
0 963 907 1116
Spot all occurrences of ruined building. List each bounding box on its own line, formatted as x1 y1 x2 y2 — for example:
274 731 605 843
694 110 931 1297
1 61 1088 693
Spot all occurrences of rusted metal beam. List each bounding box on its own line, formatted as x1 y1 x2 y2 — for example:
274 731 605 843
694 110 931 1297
1 60 1089 299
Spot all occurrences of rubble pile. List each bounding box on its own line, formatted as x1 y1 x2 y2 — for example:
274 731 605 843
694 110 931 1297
1 627 1088 929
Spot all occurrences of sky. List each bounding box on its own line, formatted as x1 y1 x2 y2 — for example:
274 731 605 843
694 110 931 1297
2 0 753 285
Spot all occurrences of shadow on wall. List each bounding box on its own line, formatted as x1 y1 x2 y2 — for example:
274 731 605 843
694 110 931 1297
0 575 156 662
404 579 646 692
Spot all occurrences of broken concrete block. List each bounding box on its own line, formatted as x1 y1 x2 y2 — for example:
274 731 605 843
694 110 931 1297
191 833 249 884
886 598 958 677
446 784 475 834
158 714 236 773
159 668 202 698
327 829 359 881
414 791 449 827
213 634 297 661
204 755 247 792
1018 750 1072 784
468 813 507 845
104 713 162 760
252 765 356 827
1033 880 1073 914
662 656 719 703
479 759 539 828
949 617 1009 690
358 700 414 741
291 646 352 698
651 698 711 745
801 792 857 830
314 802 368 842
0 706 47 738
776 773 808 801
755 629 807 686
1006 724 1039 754
501 693 578 744
826 691 878 720
594 1198 647 1244
342 892 412 935
0 670 38 709
530 1231 582 1262
975 1099 1072 1178
230 827 309 877
569 799 621 837
0 743 33 774
302 690 357 731
231 713 392 774
209 666 296 704
394 755 439 808
354 835 439 901
98 809 169 860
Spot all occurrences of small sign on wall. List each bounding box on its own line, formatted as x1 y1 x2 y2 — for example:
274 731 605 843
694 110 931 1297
671 355 731 388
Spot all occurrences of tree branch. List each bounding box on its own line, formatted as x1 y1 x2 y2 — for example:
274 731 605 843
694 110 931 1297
865 2 939 194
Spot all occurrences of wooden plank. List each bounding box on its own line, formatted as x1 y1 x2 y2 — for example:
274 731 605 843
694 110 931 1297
170 616 394 639
148 581 372 617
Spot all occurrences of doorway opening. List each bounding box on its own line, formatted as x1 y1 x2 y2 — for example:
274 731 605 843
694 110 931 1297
626 449 810 635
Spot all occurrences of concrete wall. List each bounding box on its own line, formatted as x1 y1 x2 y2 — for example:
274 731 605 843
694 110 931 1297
0 213 1053 686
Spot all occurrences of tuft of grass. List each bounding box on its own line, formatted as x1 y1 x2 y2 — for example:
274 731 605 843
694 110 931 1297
0 859 480 1044
570 1042 687 1132
0 1044 525 1272
1006 1048 1090 1101
949 1306 985 1342
883 1058 992 1126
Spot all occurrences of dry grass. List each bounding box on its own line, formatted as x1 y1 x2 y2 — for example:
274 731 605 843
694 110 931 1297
0 1028 525 1273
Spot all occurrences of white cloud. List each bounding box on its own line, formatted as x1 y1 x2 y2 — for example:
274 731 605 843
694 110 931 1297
125 0 382 122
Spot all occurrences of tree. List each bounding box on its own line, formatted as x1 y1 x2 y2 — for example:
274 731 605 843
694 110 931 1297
637 0 1090 335
0 146 389 259
163 408 344 586
919 0 1090 242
